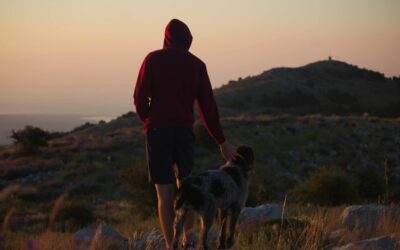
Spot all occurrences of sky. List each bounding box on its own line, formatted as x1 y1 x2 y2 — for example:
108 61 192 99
1 0 399 115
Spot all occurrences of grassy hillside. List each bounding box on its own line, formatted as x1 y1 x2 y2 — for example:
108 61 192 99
1 113 400 249
215 60 400 117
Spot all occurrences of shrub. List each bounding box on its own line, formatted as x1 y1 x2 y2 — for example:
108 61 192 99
292 166 357 205
120 159 157 218
54 202 94 231
115 111 136 120
10 125 50 154
69 122 95 133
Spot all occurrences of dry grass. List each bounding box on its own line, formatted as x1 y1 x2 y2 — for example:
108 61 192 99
235 206 329 250
4 231 73 250
1 195 400 249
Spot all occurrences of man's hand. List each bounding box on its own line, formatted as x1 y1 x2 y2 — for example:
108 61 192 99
219 141 238 162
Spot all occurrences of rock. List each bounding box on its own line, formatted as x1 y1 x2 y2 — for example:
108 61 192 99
74 223 128 249
141 230 164 249
340 205 399 236
327 228 346 245
128 229 164 250
136 228 218 249
238 203 287 229
74 229 94 247
332 233 400 250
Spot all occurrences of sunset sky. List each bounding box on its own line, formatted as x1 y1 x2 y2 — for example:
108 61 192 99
1 0 399 115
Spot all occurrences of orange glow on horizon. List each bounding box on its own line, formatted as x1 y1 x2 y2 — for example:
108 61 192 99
1 0 399 115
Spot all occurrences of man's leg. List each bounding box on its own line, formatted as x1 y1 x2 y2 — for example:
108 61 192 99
174 128 196 248
155 184 175 249
177 179 195 247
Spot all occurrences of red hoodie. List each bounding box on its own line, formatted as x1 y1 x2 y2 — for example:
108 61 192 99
134 19 225 144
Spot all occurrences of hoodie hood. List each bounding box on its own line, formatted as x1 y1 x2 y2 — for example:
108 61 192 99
163 19 192 51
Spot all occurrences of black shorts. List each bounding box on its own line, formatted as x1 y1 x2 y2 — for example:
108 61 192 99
145 127 195 184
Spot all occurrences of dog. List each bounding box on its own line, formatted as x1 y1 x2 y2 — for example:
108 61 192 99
173 145 254 250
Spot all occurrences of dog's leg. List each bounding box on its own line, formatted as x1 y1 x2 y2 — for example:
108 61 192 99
217 209 228 249
173 208 187 249
199 203 216 250
226 205 241 248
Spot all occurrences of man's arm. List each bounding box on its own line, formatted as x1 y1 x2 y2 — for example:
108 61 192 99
196 63 225 144
133 55 152 122
196 63 237 162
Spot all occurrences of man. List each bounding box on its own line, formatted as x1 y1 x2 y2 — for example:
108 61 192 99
134 19 237 250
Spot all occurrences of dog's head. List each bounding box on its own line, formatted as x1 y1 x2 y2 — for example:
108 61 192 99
233 144 254 171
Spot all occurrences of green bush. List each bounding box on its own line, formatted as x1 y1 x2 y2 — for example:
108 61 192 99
120 159 157 218
10 125 50 154
292 166 357 205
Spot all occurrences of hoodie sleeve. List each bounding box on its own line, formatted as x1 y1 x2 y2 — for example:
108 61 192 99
134 55 152 122
196 63 226 144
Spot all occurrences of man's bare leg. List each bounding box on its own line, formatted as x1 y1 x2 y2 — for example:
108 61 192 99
177 179 195 246
155 184 175 249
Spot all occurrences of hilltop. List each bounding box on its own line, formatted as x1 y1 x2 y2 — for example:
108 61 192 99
215 59 400 117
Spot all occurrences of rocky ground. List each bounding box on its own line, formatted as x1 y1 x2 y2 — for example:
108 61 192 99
71 204 400 250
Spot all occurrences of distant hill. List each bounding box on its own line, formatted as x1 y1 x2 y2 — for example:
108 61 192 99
215 60 400 117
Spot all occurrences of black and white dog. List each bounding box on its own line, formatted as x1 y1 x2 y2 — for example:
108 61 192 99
173 145 254 250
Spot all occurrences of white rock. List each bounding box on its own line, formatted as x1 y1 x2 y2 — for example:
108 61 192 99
340 204 399 230
238 203 287 228
142 229 164 249
73 229 94 247
332 234 400 250
74 223 128 249
327 228 346 245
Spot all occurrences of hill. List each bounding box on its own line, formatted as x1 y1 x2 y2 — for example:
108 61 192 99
1 60 400 249
215 60 400 117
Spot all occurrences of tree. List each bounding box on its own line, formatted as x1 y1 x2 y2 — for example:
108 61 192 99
10 125 50 154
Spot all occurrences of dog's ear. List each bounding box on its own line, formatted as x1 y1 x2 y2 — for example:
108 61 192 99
236 144 254 170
